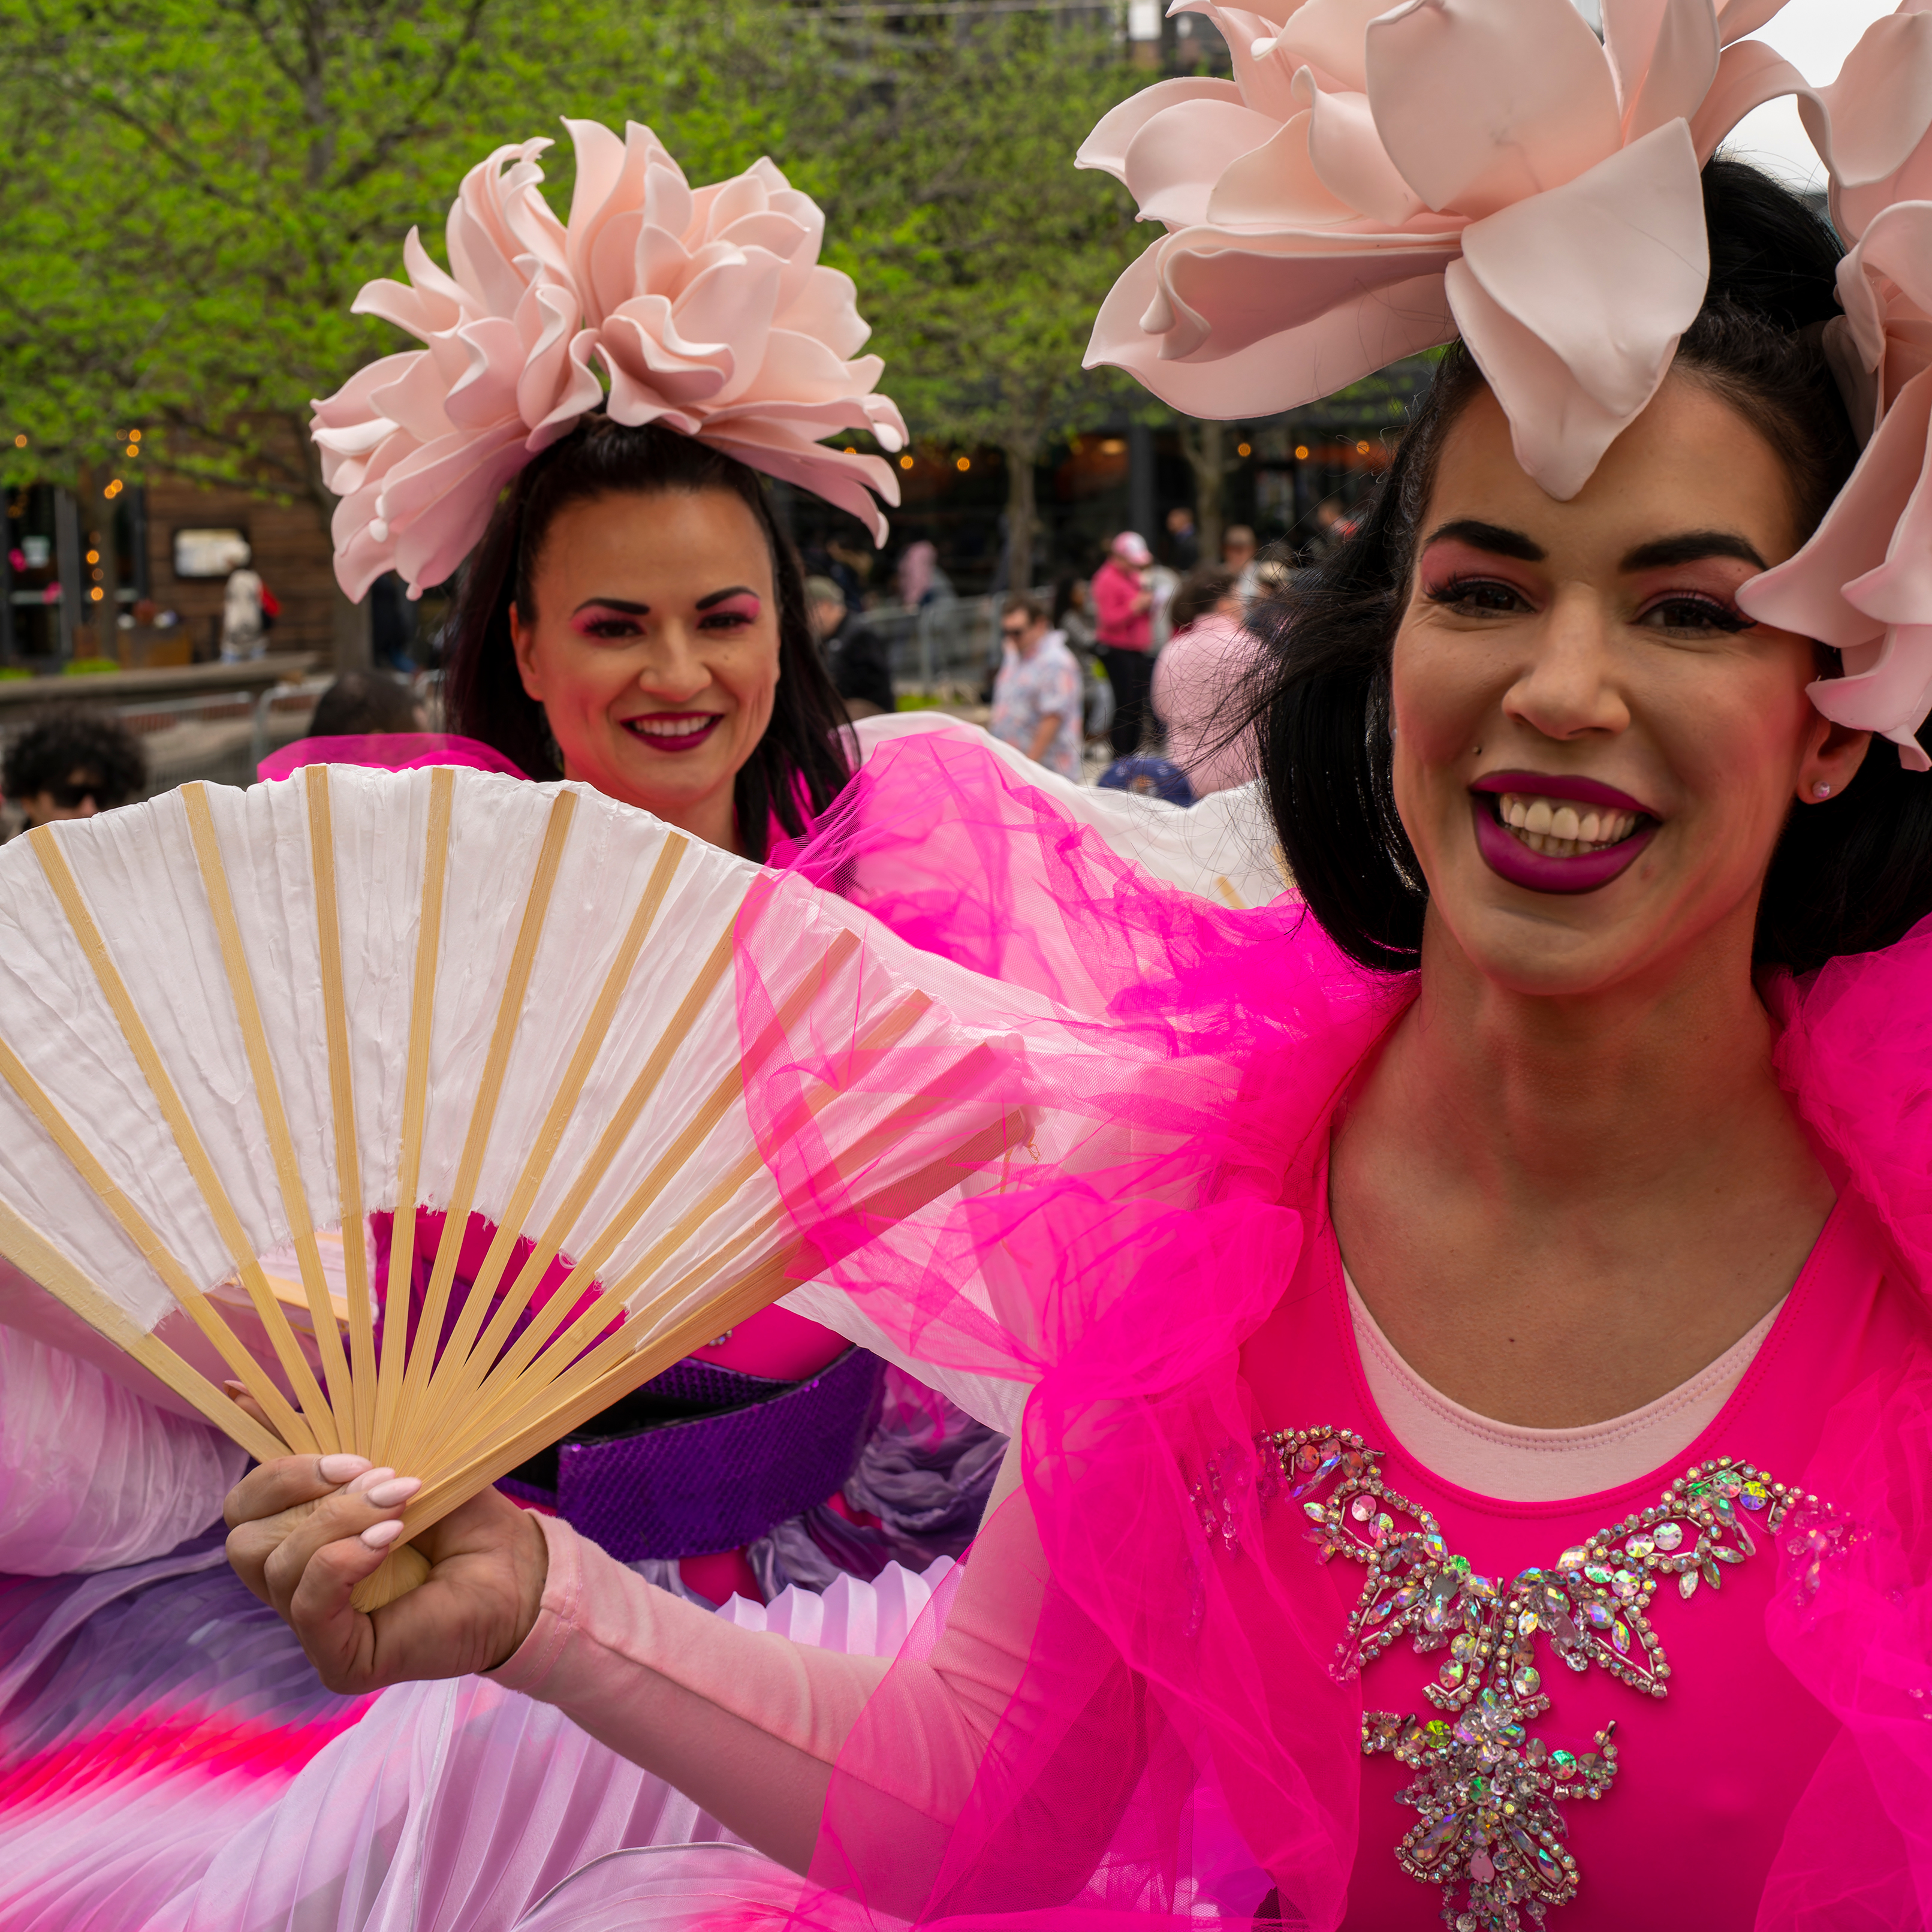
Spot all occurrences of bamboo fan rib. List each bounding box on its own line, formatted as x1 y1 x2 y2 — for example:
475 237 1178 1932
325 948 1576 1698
0 766 1027 1611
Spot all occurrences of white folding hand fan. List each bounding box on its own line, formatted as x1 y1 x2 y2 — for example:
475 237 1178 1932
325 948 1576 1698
0 764 1026 1608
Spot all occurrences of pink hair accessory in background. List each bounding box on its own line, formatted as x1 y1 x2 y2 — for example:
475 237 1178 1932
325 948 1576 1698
1735 4 1932 770
1077 0 1798 501
311 121 906 601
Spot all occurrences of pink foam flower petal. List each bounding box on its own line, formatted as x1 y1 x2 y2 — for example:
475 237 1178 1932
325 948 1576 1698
390 441 535 597
312 353 418 433
1303 89 1427 227
1604 0 1720 143
589 210 649 324
445 142 554 320
701 424 900 543
1738 391 1927 648
367 350 461 445
730 330 881 411
1449 126 1706 499
1272 0 1391 94
775 266 872 363
1124 98 1285 229
1086 234 1455 412
668 253 785 403
352 231 468 340
1818 11 1932 195
1156 231 1459 360
1454 120 1708 417
1687 40 1816 163
1077 78 1246 183
599 302 733 408
1713 0 1791 47
1207 108 1358 229
440 317 527 432
1202 5 1315 120
514 282 589 431
1367 0 1623 219
527 332 606 445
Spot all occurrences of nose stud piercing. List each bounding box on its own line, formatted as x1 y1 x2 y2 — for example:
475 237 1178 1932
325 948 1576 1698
1814 782 1832 798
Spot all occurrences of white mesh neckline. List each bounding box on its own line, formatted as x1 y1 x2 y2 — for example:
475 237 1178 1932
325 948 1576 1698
1343 1270 1783 1505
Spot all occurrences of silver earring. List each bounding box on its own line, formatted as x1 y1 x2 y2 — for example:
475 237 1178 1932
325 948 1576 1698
1813 782 1832 799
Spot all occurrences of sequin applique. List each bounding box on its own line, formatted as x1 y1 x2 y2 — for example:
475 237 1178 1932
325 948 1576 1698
1196 1428 1831 1931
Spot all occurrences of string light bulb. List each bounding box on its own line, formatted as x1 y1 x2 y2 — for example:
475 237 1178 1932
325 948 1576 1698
899 453 914 469
1236 442 1252 457
1294 445 1309 460
956 456 970 472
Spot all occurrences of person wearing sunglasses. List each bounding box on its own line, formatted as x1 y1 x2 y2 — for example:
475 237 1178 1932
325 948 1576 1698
988 592 1084 781
1 708 147 834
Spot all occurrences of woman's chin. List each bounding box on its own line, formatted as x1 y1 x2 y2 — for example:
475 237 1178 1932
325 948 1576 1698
1427 861 1677 997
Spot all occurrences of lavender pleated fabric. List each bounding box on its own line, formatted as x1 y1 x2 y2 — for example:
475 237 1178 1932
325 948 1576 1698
0 1531 949 1932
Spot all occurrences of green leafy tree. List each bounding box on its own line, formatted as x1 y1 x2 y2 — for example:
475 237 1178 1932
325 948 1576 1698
813 12 1150 594
0 0 793 658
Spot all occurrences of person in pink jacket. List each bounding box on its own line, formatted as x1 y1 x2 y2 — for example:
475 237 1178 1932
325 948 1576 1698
1090 531 1155 759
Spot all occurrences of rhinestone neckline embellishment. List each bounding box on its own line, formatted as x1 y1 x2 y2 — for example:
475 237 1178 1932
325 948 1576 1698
1244 1428 1809 1931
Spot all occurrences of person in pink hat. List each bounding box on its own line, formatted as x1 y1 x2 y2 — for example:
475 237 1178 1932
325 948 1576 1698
1091 529 1155 759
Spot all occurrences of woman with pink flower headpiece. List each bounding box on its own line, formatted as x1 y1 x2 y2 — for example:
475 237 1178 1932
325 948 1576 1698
29 4 1932 1928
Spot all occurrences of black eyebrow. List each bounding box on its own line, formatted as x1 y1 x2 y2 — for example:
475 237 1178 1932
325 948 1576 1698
1422 519 1545 562
572 596 649 616
1618 531 1769 573
695 586 758 609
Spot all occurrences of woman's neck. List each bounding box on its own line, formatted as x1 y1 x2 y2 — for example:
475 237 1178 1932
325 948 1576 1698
1329 917 1834 1427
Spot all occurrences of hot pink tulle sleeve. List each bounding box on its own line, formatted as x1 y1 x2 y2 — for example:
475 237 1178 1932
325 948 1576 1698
487 1462 1045 1895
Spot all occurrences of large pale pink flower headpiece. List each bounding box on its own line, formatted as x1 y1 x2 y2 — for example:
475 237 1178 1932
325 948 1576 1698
1735 4 1932 770
1078 0 1798 502
312 121 907 599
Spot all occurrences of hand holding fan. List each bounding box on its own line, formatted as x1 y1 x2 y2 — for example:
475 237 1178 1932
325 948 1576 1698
0 765 1026 1610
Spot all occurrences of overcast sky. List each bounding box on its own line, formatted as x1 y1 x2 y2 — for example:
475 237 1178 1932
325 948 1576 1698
1711 0 1898 186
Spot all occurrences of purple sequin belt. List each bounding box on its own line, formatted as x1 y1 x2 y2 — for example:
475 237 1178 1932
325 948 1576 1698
499 1346 887 1560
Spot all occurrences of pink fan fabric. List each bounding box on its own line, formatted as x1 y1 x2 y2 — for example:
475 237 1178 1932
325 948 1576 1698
1078 0 1797 501
311 122 905 600
1734 4 1932 771
256 732 531 783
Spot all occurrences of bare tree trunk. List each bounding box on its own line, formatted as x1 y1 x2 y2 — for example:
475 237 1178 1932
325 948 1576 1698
1003 438 1038 599
1177 418 1227 563
332 580 371 675
297 408 370 676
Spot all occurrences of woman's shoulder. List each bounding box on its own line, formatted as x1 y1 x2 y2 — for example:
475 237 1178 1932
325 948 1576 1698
1774 918 1932 1301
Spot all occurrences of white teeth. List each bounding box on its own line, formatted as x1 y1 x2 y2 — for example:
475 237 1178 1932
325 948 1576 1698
1494 792 1642 858
628 716 715 740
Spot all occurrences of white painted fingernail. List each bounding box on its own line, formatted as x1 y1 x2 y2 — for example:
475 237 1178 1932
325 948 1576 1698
363 1475 421 1509
346 1466 397 1496
318 1454 373 1484
360 1519 406 1550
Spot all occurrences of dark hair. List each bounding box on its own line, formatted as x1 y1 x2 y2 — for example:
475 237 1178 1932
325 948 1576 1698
1172 565 1238 634
444 417 854 862
3 709 146 812
1051 574 1089 625
1252 158 1914 976
311 669 421 737
1002 592 1048 625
